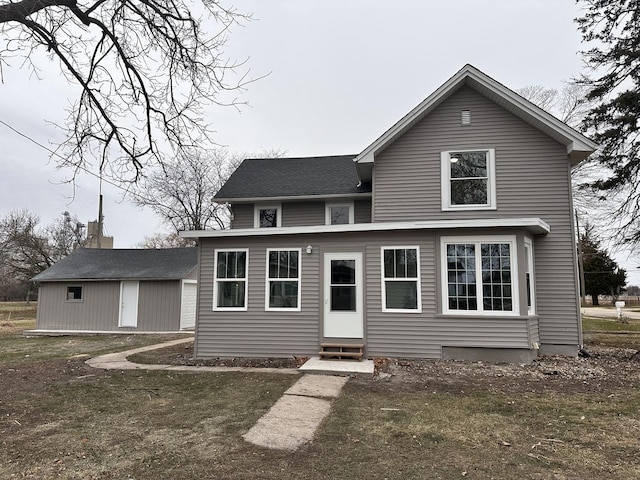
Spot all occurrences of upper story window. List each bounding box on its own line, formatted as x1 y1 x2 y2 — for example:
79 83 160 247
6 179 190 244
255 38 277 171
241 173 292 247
441 235 518 316
441 149 496 211
254 204 281 228
266 249 301 311
382 247 421 312
325 202 354 225
213 249 248 311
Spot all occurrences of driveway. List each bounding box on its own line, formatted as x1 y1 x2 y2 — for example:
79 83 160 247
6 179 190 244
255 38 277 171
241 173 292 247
582 306 640 320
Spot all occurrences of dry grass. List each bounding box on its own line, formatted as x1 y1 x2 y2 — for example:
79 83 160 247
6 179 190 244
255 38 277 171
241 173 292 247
1 307 638 478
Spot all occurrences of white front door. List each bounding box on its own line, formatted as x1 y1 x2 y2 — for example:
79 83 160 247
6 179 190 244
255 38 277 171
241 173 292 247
323 253 363 338
119 281 139 327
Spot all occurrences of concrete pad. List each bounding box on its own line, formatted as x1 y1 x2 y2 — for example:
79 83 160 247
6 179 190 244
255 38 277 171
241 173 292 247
242 395 332 451
298 356 375 376
285 374 348 398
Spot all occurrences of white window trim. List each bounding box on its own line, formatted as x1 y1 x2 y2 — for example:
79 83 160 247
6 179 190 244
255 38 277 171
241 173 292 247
525 237 536 315
381 246 422 313
213 248 249 311
265 248 302 312
440 235 519 316
441 148 496 211
325 201 354 225
254 204 282 228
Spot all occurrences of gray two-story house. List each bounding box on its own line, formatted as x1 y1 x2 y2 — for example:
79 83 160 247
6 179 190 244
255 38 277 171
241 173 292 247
182 65 597 363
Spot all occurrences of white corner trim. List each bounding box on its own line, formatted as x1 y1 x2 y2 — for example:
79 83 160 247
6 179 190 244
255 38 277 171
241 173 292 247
181 217 551 239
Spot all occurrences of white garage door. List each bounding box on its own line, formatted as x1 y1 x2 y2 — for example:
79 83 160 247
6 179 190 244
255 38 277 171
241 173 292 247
180 281 197 330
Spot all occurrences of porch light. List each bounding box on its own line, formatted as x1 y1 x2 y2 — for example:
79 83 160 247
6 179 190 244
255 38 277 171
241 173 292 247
305 245 313 254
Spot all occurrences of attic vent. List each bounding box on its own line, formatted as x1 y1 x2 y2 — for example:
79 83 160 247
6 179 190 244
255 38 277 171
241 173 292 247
461 110 471 125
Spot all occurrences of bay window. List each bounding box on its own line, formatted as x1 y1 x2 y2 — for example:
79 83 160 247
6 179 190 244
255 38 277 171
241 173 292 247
441 236 518 315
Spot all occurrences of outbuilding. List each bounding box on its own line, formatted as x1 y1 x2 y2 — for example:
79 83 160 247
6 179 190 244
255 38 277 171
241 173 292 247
31 248 198 333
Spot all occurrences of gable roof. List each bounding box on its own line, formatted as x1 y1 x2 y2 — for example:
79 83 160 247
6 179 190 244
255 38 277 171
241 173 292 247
32 248 198 282
214 155 371 202
354 64 598 183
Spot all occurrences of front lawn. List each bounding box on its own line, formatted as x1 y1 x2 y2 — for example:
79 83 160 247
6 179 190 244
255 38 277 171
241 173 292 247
1 323 639 479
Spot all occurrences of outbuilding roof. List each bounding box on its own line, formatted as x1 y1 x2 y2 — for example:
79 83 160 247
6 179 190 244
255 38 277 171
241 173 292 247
214 155 371 202
32 248 198 282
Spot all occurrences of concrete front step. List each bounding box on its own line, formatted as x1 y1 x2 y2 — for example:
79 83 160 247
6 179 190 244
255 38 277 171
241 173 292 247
298 356 374 376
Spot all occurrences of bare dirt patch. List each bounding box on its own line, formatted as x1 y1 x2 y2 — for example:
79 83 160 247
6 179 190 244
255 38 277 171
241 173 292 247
368 345 639 395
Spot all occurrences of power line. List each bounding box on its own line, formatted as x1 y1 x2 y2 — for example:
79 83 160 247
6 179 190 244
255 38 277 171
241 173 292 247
0 118 156 205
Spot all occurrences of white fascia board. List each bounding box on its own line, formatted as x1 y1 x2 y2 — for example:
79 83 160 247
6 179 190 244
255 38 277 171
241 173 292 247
355 67 467 164
215 192 371 203
354 64 598 165
180 217 550 239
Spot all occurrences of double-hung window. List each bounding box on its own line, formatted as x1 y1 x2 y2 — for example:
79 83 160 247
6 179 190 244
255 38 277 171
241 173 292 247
214 249 248 310
442 236 518 315
441 149 496 210
381 247 421 312
266 249 301 311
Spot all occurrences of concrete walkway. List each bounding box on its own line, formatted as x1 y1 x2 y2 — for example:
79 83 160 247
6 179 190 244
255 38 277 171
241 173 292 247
242 374 348 451
87 339 353 451
85 337 298 374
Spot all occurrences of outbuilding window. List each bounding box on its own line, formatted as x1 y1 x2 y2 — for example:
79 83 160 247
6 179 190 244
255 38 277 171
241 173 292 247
66 286 83 302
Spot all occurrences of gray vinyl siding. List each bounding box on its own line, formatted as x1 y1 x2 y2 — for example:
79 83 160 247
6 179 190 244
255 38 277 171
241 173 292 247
230 203 253 229
372 85 579 347
36 280 182 331
282 201 324 226
197 236 321 358
354 199 372 223
37 282 120 330
196 229 534 359
135 281 181 331
231 200 372 228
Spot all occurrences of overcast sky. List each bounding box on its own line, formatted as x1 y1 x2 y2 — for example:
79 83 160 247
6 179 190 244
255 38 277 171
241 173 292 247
1 1 638 284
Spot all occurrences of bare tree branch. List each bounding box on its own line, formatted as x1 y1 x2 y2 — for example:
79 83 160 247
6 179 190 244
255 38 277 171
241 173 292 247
0 0 254 182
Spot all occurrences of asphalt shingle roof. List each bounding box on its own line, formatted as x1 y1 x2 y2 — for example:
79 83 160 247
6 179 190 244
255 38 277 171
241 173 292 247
32 248 198 282
215 155 371 200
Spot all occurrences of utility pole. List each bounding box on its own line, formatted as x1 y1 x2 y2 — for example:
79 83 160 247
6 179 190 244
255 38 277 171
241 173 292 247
575 210 586 306
97 172 103 249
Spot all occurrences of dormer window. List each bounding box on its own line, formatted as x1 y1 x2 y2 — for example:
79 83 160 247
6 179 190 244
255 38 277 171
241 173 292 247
254 204 281 228
441 149 496 211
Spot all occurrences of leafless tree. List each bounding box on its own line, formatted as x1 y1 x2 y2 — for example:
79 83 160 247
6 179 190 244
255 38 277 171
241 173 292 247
132 147 285 232
518 83 602 215
136 232 195 249
0 209 86 300
0 0 251 182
